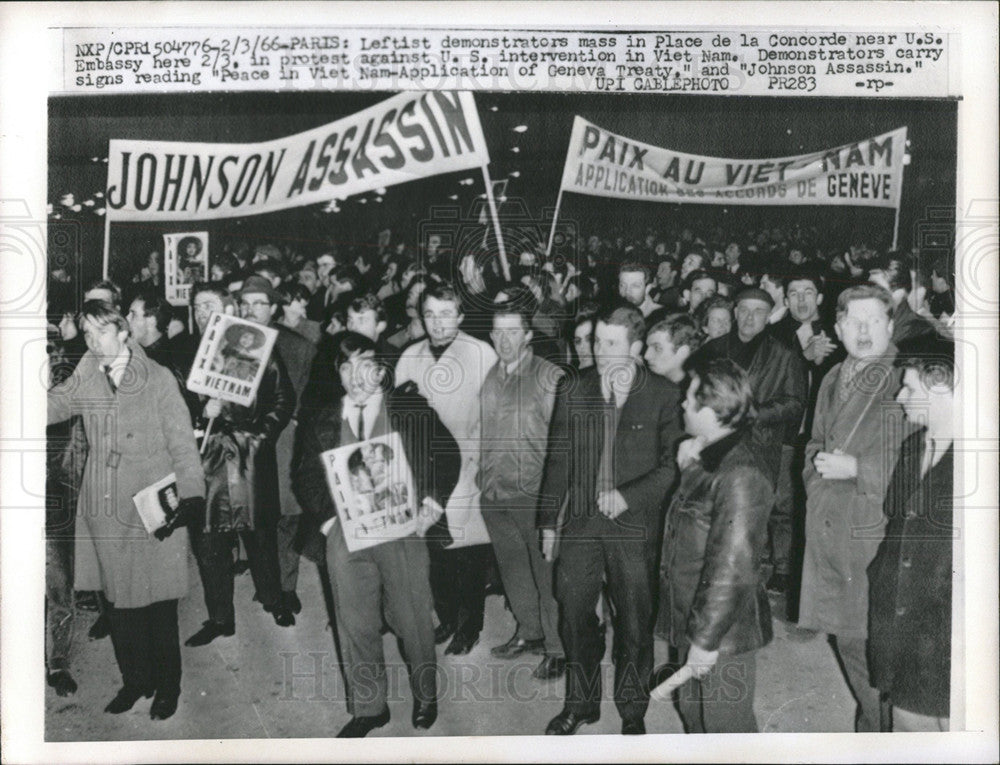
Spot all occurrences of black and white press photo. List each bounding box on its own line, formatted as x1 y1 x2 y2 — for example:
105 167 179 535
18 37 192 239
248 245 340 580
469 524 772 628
0 3 997 764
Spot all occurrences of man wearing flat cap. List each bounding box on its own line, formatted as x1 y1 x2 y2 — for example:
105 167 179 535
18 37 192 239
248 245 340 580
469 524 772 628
695 286 807 486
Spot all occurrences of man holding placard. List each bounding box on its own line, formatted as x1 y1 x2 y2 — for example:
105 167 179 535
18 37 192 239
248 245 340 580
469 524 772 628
293 332 461 737
184 278 297 646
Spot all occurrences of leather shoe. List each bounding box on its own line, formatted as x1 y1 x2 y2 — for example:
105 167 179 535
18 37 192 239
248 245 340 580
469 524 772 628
88 612 110 641
150 691 179 720
490 635 546 659
282 590 302 615
337 708 390 738
434 621 456 645
185 620 235 647
412 700 437 730
622 718 646 735
104 685 154 714
268 604 295 627
533 655 566 680
545 708 599 735
75 590 100 611
766 572 790 595
444 632 478 656
47 669 78 697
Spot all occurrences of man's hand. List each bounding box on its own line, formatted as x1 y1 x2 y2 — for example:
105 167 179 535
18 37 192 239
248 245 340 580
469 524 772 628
814 449 858 480
596 489 628 519
203 398 222 419
414 496 445 537
683 642 720 679
677 436 706 470
804 333 838 365
540 529 557 562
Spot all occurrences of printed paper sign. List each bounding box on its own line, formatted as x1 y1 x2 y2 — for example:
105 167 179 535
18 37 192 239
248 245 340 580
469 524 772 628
320 431 419 552
186 312 278 407
164 231 208 306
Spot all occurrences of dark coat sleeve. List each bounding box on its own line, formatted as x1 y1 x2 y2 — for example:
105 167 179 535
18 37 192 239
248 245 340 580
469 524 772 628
391 382 461 508
291 413 337 526
537 373 572 529
617 383 679 515
687 464 773 652
226 352 296 443
754 339 807 431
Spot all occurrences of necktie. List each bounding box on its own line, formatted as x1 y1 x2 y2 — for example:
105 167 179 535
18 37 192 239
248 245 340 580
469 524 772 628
356 403 366 441
921 437 936 476
103 365 117 394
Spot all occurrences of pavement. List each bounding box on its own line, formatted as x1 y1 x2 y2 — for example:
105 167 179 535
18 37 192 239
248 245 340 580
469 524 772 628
46 554 856 741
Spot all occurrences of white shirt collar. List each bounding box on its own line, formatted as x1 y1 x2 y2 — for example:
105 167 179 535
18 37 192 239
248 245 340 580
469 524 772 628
795 320 815 347
103 346 131 387
502 347 532 376
341 392 383 440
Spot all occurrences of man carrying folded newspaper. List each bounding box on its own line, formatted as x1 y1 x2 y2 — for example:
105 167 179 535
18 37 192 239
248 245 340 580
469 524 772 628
47 299 205 722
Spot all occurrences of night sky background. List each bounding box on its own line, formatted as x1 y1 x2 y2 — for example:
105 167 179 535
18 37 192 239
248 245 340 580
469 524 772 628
49 91 957 288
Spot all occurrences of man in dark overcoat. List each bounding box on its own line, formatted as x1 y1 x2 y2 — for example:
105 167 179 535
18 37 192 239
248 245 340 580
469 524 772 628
539 302 677 736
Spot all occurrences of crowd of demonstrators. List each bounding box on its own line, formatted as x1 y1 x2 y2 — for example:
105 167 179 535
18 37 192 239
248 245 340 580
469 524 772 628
45 219 956 735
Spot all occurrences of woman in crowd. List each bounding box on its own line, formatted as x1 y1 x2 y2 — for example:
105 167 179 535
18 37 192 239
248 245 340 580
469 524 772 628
694 295 734 341
278 283 322 345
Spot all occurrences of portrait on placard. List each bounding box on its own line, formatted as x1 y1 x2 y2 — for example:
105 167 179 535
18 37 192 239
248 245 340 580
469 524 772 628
320 431 419 552
163 231 208 306
186 312 277 406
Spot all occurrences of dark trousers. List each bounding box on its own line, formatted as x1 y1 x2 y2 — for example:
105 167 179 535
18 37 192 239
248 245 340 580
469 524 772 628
832 635 881 732
45 536 75 672
481 498 562 655
555 532 652 723
428 542 490 639
646 501 667 610
189 525 281 625
277 515 301 593
326 528 437 717
108 599 181 696
768 444 797 577
275 425 302 594
676 649 758 733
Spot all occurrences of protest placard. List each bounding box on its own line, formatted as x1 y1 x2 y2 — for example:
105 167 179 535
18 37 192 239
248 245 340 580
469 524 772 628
320 431 419 552
163 231 208 306
186 312 277 407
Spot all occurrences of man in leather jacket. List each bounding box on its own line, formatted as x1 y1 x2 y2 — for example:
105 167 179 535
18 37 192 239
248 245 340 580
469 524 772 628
184 280 296 647
660 356 774 733
696 286 806 485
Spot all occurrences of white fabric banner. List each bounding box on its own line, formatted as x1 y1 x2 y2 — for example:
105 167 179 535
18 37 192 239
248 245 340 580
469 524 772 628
105 91 489 221
559 116 907 208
